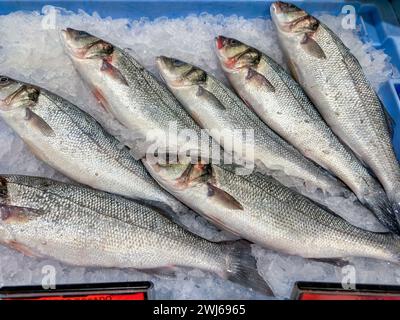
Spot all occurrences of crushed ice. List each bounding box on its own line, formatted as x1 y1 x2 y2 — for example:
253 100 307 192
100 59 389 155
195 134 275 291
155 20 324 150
0 7 398 299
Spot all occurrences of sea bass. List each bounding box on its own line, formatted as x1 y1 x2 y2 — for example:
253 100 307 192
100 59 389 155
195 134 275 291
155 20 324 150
143 158 400 263
156 56 348 197
0 76 187 218
61 28 205 159
0 175 272 294
271 1 400 218
215 36 399 234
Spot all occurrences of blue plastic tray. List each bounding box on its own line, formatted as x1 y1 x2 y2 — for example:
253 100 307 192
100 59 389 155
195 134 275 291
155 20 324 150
1 0 400 157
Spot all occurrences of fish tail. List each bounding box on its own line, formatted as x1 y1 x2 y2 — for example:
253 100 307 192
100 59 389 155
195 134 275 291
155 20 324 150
380 190 400 229
389 195 400 227
361 192 400 235
222 240 274 296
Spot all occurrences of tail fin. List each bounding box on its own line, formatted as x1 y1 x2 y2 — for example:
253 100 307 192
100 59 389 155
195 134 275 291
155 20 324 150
222 240 274 296
362 193 400 235
391 199 400 228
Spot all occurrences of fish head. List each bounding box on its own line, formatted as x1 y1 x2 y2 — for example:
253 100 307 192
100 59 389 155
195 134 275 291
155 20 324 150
271 2 318 34
143 156 213 195
156 56 207 88
0 76 40 115
215 36 260 72
61 28 114 60
0 177 40 247
62 28 130 116
144 157 245 213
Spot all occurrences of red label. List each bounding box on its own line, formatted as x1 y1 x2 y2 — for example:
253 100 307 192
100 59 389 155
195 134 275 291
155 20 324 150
5 292 146 301
299 292 400 300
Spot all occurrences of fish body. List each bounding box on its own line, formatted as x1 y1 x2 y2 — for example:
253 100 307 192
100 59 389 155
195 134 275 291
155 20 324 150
156 56 347 196
143 159 400 263
271 1 400 217
0 77 186 217
0 175 272 294
61 29 204 158
215 36 399 234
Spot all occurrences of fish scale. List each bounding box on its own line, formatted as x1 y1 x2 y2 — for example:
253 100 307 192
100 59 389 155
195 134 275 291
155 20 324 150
116 49 199 130
61 29 206 158
0 175 272 295
0 77 188 220
215 36 399 233
144 159 400 263
1 175 220 269
156 56 349 198
271 1 400 220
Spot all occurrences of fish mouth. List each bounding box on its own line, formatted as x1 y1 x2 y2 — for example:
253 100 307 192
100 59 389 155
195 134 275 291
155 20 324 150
215 35 229 50
60 28 105 59
156 56 187 70
271 1 300 15
155 55 178 84
60 28 81 58
60 28 78 47
214 36 235 71
270 1 315 34
0 77 28 111
155 55 168 70
214 36 257 71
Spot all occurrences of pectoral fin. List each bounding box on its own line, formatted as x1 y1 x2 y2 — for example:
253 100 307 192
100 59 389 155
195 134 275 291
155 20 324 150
25 108 55 137
246 69 275 92
207 183 244 210
92 87 110 113
287 58 301 83
300 34 326 60
0 204 42 223
101 59 129 86
196 86 226 110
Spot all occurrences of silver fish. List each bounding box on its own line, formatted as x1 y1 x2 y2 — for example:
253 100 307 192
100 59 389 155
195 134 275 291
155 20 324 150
143 158 400 263
215 36 399 234
61 28 205 159
271 1 400 219
0 175 272 294
0 76 187 219
156 56 348 198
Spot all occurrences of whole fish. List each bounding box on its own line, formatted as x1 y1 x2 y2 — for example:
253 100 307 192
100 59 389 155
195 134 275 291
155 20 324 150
61 28 205 159
0 175 272 294
156 56 348 197
271 1 400 218
215 36 399 234
0 76 187 219
143 158 400 263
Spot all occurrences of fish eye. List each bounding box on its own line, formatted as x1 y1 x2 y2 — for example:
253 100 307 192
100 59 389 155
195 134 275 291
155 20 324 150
172 59 185 67
0 77 10 86
229 39 240 46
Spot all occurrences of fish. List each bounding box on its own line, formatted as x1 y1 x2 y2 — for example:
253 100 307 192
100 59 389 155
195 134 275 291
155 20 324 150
215 36 399 234
61 28 207 160
155 56 349 199
0 76 188 221
271 1 400 220
0 174 273 295
143 158 400 264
